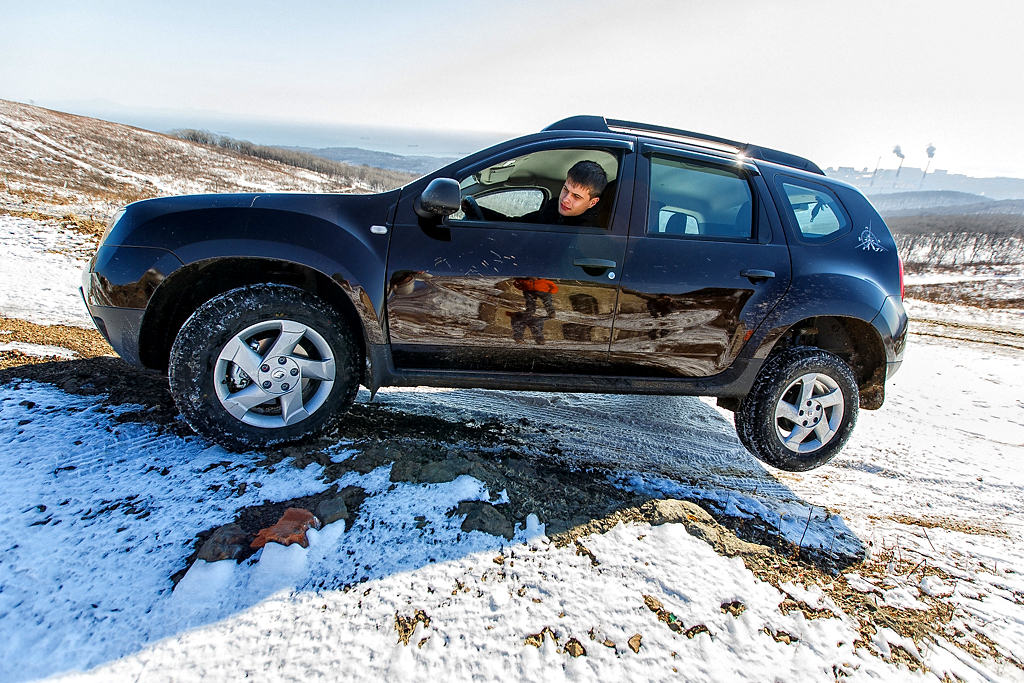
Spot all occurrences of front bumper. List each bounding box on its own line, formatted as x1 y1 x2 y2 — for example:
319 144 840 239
81 245 184 368
79 288 146 366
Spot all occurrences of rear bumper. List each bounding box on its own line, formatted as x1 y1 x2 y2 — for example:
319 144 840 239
871 295 909 378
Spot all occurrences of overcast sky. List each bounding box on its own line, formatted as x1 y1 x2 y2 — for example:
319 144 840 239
2 0 1022 177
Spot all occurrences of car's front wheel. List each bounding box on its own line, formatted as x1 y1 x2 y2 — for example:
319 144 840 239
168 284 359 451
735 348 858 471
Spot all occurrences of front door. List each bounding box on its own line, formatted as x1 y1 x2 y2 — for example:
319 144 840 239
386 143 634 374
610 150 792 377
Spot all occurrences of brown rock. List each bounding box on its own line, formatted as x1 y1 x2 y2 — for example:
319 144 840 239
525 626 558 648
564 638 586 657
250 508 320 549
644 499 769 557
721 600 747 617
197 523 252 562
683 624 710 639
628 633 642 653
763 627 798 644
395 609 430 645
643 594 664 613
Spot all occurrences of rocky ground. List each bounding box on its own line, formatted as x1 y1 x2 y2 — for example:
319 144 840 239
2 284 1023 680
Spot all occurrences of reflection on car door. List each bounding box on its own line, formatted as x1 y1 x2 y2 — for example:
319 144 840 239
386 159 633 374
611 152 792 377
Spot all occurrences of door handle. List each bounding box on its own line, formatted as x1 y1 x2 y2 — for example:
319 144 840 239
573 258 617 269
740 269 775 282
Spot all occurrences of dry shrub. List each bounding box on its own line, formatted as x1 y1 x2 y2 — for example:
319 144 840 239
171 129 418 191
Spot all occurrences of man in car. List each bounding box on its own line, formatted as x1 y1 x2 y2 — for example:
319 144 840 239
524 160 608 228
468 160 609 228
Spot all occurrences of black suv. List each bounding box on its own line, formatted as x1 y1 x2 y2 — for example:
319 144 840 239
82 116 907 471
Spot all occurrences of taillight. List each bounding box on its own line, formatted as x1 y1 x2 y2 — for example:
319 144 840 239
898 253 905 300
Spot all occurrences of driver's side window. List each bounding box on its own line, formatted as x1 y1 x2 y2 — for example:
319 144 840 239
450 148 620 229
450 188 545 221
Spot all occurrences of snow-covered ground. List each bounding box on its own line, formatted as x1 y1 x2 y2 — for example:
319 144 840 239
0 215 93 327
1 215 1023 682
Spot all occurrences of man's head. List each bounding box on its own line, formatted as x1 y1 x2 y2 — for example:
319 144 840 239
558 160 608 217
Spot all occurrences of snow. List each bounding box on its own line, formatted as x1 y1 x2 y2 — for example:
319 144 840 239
904 297 1024 334
1 333 1021 681
0 214 93 327
0 341 77 358
1 215 1023 681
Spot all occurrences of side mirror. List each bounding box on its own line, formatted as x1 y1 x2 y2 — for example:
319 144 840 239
414 178 461 218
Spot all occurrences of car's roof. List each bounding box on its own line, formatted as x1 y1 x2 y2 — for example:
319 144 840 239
543 115 825 176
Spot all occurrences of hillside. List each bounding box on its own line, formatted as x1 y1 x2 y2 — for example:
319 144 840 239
289 145 456 175
0 99 357 221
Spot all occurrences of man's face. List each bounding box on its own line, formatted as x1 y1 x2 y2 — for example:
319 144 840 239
558 179 600 217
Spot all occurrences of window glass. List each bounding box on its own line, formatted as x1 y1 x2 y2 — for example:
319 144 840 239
647 156 753 238
452 148 619 229
781 182 848 240
477 189 544 217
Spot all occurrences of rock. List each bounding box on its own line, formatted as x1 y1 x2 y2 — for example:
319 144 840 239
721 600 747 616
506 459 537 477
395 610 430 645
545 518 569 536
643 594 684 632
391 456 491 485
643 499 769 557
627 633 642 653
250 508 320 549
451 501 513 540
683 624 710 639
197 523 252 562
643 595 664 613
564 638 586 657
316 496 349 526
525 627 557 648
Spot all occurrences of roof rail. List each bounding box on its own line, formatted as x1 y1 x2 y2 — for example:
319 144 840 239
543 115 824 175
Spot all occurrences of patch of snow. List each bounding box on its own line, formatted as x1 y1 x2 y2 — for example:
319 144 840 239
0 341 77 358
843 573 880 594
905 297 1024 333
0 215 93 327
919 575 954 598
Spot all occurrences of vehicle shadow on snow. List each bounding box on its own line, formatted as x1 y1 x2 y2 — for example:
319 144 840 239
1 356 867 680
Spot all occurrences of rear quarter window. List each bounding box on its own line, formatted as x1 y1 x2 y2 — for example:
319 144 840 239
779 180 850 242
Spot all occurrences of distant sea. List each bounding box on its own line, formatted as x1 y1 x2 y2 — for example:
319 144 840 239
41 102 510 160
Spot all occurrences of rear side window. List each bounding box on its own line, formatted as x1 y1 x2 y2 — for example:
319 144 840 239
647 156 754 239
780 181 849 241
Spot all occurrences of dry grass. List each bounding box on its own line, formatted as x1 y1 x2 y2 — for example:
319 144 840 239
0 98 360 219
0 318 113 371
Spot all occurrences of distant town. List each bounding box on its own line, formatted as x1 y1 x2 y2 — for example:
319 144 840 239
825 165 1024 200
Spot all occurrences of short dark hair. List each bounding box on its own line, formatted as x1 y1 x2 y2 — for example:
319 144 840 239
566 160 608 198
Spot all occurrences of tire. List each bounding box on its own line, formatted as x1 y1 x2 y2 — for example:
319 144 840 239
168 284 360 451
735 348 858 472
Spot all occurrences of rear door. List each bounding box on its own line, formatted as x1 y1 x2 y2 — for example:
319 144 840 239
386 140 635 374
610 146 792 377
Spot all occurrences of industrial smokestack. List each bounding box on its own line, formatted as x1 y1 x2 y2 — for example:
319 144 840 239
893 145 905 184
920 143 937 188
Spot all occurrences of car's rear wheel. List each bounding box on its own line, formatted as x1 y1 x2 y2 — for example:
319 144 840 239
168 284 359 451
735 348 858 471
